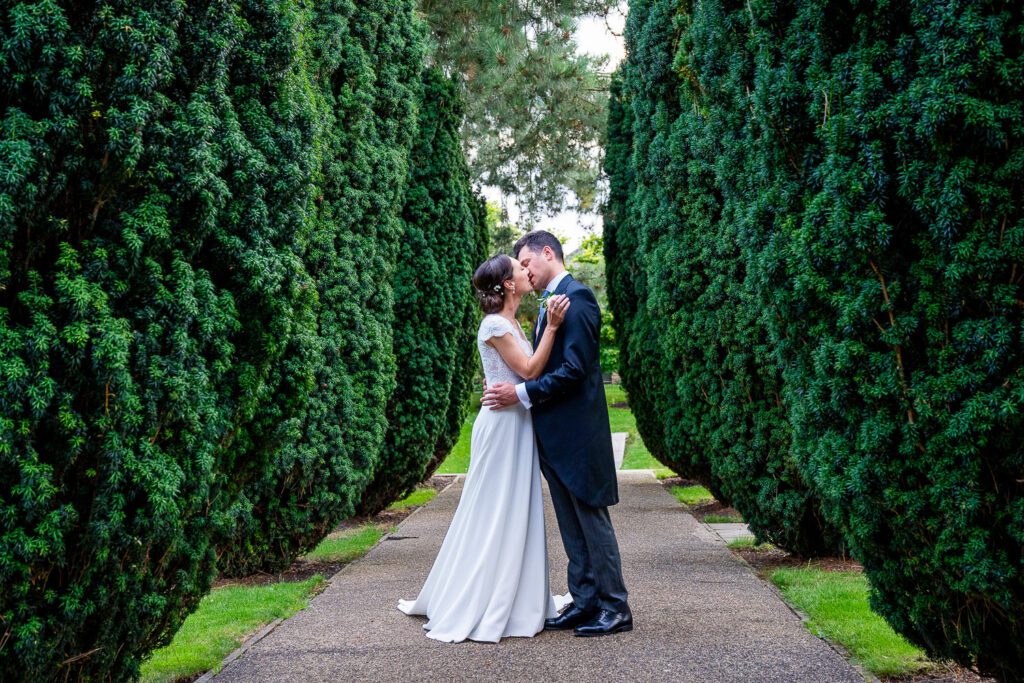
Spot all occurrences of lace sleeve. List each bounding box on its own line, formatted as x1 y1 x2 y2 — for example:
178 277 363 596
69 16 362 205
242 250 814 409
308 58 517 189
477 314 513 343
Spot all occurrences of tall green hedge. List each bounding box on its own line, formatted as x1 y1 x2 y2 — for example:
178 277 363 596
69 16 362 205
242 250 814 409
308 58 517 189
216 0 424 576
355 69 487 516
767 2 1024 677
604 10 725 501
0 0 424 677
606 0 842 551
609 0 1024 677
0 1 297 677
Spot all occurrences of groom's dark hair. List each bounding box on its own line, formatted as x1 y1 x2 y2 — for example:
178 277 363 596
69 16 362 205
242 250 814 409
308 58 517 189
513 230 564 263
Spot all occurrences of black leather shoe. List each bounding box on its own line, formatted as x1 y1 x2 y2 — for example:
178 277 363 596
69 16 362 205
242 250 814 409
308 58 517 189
573 609 633 637
544 603 594 631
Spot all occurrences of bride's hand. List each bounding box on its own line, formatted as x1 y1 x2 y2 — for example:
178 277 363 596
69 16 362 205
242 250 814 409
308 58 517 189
544 294 570 329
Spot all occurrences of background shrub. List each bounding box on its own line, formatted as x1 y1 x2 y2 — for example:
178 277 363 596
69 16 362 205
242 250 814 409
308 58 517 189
216 0 424 577
608 0 1024 676
355 68 488 516
607 0 842 554
0 0 425 677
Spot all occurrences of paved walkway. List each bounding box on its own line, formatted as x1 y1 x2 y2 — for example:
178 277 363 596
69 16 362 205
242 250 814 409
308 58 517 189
213 472 864 683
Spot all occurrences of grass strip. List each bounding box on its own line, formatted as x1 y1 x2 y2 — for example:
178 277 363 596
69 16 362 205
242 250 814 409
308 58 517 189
726 537 773 550
436 417 473 474
143 518 399 682
704 514 743 523
303 524 386 563
671 485 715 506
140 577 324 683
769 568 933 678
387 487 437 510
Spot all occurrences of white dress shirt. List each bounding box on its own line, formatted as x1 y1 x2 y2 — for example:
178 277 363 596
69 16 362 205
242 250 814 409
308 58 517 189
514 270 570 409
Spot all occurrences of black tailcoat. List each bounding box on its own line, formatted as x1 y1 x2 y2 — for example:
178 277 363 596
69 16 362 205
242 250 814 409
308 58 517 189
527 274 618 508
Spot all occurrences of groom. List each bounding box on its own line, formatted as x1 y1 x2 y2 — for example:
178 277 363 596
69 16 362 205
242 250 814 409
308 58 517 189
482 230 633 637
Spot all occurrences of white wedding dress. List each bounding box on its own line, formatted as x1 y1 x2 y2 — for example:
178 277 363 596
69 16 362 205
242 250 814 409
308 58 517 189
397 314 565 642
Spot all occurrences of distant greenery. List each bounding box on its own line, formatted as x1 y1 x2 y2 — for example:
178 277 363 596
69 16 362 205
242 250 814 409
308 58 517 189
605 385 672 476
771 569 932 679
438 384 673 478
569 234 619 374
421 0 621 218
140 577 325 683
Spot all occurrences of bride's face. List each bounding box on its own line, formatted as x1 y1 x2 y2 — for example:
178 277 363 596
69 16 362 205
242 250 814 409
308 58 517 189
507 258 531 295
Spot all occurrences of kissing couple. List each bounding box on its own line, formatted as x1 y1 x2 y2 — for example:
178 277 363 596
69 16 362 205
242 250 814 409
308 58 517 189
397 230 633 642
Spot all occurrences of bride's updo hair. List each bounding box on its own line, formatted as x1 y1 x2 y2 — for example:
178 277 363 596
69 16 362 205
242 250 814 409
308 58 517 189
473 254 514 314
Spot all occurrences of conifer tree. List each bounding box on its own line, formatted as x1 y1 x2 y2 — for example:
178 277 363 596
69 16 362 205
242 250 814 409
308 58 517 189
0 0 424 676
216 0 424 576
356 69 488 516
768 2 1024 676
420 0 619 219
0 0 314 677
608 0 1024 675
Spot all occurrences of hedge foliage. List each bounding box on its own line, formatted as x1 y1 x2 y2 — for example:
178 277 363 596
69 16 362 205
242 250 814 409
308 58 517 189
215 0 424 577
355 69 488 516
0 0 428 677
606 0 840 551
608 0 1024 677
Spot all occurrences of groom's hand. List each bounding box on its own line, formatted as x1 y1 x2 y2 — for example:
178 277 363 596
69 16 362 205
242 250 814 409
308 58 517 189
481 382 519 411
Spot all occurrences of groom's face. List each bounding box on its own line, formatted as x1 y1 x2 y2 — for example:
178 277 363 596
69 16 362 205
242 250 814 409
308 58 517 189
516 246 550 292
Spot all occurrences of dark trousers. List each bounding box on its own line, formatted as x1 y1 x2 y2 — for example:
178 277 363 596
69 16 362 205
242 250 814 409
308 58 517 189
539 455 630 614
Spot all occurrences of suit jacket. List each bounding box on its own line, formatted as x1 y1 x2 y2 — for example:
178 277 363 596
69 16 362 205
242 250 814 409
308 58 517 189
527 273 618 508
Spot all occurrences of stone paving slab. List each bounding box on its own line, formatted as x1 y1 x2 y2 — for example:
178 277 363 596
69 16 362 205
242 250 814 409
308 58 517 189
707 523 755 544
611 432 628 469
212 471 865 683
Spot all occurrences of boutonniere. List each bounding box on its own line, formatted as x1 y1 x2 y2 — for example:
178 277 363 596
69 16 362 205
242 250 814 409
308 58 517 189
537 291 554 309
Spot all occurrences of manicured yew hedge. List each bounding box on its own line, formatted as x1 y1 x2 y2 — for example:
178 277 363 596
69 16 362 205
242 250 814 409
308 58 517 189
766 2 1024 678
604 15 725 503
608 0 1024 677
606 0 841 549
216 0 424 576
355 69 488 516
0 0 423 678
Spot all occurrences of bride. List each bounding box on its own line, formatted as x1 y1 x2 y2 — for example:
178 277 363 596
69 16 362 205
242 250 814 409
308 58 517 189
397 253 571 643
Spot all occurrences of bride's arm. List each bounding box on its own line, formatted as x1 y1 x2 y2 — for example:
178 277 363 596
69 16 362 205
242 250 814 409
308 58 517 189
487 296 570 380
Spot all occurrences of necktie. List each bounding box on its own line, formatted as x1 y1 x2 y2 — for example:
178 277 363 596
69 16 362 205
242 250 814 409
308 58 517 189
536 289 550 335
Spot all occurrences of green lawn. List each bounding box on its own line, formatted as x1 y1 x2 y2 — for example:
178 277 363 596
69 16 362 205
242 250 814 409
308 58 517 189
141 487 432 682
437 384 675 477
770 568 933 678
671 485 715 506
726 537 774 550
704 513 744 523
386 486 437 510
436 416 473 473
140 577 324 683
302 524 388 563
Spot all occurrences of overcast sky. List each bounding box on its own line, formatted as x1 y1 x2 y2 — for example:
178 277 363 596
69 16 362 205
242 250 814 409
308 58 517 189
481 3 628 253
